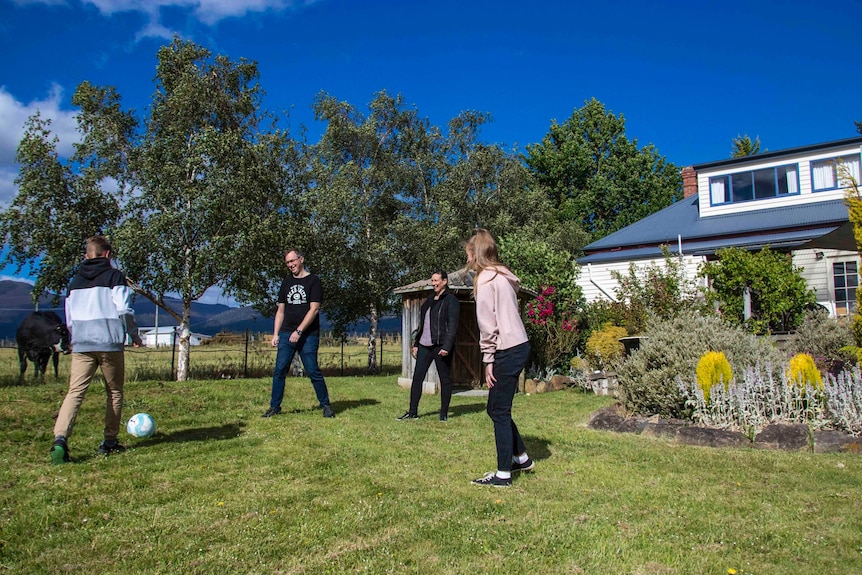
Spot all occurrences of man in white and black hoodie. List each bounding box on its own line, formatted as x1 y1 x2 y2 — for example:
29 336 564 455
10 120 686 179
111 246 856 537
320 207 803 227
50 236 143 465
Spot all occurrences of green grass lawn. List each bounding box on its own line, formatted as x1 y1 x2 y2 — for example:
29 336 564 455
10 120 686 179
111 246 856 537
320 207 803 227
1 374 861 574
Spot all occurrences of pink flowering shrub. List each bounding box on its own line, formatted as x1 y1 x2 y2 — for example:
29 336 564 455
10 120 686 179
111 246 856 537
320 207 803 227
526 285 580 371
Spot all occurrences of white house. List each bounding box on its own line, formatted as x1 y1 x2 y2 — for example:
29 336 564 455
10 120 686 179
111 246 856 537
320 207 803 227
577 136 862 318
139 326 211 347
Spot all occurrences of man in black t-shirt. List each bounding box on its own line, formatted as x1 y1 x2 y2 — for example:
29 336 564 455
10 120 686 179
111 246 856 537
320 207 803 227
263 249 335 418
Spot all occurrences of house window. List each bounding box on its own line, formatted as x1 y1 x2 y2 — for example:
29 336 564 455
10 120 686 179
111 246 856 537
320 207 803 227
812 154 862 192
833 260 858 316
709 164 799 205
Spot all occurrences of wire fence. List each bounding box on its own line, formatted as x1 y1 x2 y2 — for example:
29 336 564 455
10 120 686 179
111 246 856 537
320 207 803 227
0 331 403 385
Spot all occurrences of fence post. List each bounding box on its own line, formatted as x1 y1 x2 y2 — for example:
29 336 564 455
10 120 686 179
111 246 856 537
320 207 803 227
341 336 345 377
243 329 249 379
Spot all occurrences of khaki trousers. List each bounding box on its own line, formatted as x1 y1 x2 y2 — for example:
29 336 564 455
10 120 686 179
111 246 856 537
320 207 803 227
54 351 125 441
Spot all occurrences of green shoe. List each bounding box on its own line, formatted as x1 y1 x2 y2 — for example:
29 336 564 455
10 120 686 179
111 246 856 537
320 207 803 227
50 442 70 465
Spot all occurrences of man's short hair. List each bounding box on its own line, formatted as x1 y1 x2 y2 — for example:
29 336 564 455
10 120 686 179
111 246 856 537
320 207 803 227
85 236 112 258
285 248 305 259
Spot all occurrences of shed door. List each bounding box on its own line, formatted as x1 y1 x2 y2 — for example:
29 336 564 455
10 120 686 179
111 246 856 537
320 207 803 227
452 301 481 386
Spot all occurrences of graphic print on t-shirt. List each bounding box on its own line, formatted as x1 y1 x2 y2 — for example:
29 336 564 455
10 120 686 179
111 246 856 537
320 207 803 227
287 285 308 305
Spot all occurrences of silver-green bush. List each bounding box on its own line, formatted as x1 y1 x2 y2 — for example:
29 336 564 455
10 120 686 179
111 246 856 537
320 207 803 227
617 311 784 418
677 365 862 437
785 309 855 375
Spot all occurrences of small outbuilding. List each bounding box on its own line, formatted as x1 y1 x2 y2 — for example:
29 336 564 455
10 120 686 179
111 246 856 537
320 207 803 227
393 268 536 394
139 326 211 347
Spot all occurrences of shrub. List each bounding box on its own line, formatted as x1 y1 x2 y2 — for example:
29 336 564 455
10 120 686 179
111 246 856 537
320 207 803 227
584 323 627 372
786 352 823 390
678 364 862 436
611 246 706 334
699 246 815 334
525 285 581 371
568 355 590 391
617 311 785 418
785 309 854 375
696 351 733 402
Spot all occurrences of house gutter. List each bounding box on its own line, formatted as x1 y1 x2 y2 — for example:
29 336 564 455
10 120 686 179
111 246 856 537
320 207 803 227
587 263 617 302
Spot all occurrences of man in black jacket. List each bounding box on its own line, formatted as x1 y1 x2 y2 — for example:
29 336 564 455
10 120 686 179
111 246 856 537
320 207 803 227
397 270 460 421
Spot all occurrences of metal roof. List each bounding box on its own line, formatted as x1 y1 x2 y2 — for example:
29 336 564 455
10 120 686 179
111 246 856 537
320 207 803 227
691 136 862 171
578 225 842 264
578 195 850 266
577 136 861 266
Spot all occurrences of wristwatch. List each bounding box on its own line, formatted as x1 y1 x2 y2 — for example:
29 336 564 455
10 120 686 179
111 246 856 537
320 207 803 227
295 329 303 336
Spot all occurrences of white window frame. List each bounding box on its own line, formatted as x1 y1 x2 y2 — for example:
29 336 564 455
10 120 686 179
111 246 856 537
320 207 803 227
830 257 860 317
811 154 862 192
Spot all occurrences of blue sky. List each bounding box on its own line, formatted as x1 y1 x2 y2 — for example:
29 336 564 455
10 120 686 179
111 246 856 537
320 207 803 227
1 0 861 299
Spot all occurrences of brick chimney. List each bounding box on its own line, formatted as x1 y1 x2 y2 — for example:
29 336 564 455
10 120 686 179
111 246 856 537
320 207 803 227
681 166 698 198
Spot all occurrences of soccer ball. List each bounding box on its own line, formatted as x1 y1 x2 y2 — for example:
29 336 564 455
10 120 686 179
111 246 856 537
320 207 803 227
126 412 156 438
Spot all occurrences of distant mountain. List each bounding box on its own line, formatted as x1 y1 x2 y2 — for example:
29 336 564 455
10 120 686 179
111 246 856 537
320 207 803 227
0 280 400 341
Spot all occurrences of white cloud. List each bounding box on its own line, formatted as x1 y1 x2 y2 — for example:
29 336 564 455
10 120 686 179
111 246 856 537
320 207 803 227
0 167 19 209
0 85 80 208
83 0 309 29
0 275 35 285
0 84 78 166
196 284 241 307
13 1 319 40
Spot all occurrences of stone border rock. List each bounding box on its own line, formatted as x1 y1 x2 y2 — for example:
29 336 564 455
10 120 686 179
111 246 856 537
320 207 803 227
588 404 862 454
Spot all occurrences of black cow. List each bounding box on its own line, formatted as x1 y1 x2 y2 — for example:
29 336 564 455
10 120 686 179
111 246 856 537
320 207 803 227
16 311 71 380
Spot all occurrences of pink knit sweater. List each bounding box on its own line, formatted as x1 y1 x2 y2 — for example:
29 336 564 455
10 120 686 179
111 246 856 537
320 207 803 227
475 266 529 364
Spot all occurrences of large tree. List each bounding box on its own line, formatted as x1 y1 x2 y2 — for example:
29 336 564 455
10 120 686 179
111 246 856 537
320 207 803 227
731 134 765 157
525 98 681 242
398 110 553 276
306 91 435 372
0 38 297 380
304 95 550 372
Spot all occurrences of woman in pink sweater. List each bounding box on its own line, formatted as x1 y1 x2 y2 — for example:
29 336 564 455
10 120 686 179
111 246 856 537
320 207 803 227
465 229 535 487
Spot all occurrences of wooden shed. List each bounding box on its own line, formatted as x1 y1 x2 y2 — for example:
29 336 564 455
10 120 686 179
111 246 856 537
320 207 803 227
393 268 536 394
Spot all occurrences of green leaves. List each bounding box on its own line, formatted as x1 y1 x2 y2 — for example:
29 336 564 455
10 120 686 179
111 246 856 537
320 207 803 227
525 98 681 242
700 247 815 334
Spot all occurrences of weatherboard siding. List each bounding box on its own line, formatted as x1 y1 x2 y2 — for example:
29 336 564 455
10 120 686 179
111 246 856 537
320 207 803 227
697 142 862 219
576 256 706 304
793 248 861 315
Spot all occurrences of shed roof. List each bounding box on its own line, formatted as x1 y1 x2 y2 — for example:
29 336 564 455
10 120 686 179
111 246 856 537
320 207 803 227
393 268 537 297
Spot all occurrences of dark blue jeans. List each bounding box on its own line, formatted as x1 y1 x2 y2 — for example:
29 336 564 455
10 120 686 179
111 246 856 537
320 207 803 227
486 341 531 472
270 333 330 409
409 344 453 416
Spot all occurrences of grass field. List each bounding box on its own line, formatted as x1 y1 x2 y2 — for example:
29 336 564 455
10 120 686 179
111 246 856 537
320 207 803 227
2 367 861 575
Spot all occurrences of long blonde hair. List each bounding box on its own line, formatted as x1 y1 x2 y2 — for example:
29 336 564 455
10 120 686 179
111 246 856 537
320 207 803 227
465 228 503 295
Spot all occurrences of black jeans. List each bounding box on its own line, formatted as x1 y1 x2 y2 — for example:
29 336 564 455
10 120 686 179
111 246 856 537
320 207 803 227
409 344 453 415
486 341 531 471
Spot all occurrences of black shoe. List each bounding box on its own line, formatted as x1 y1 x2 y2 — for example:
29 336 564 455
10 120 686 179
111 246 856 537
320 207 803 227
322 405 335 418
262 407 282 418
511 458 535 472
50 438 70 465
98 440 126 455
396 411 419 421
439 413 448 422
471 473 511 487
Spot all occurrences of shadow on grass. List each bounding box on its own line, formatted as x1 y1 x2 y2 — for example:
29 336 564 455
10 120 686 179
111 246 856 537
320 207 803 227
60 423 245 463
138 422 246 447
0 375 60 388
522 434 552 464
447 402 488 418
280 398 381 416
331 398 380 414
